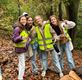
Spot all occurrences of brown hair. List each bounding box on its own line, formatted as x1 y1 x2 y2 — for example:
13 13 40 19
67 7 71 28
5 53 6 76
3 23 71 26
34 15 43 26
16 15 26 30
18 15 26 22
34 15 43 22
49 15 64 34
26 16 33 20
49 15 59 24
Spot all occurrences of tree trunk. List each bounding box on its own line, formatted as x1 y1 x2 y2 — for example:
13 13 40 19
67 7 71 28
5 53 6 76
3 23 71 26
59 0 62 20
65 0 80 45
46 0 54 19
17 0 21 16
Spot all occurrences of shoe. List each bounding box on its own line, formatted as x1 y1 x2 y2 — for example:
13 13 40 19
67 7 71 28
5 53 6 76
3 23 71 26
41 71 46 77
59 72 64 78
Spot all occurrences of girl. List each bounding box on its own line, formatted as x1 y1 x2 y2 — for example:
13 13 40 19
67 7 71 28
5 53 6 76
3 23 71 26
26 16 38 75
12 15 31 80
33 15 63 77
49 15 75 71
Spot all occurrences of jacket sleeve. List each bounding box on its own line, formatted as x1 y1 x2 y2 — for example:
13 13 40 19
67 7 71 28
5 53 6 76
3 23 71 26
61 20 76 29
12 27 23 43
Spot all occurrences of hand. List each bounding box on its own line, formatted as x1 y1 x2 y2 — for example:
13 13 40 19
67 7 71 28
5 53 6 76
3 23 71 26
60 34 65 37
60 34 66 41
28 37 31 42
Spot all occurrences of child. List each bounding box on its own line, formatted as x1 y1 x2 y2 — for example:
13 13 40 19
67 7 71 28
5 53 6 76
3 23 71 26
12 15 31 80
33 15 63 77
49 15 75 71
26 16 38 75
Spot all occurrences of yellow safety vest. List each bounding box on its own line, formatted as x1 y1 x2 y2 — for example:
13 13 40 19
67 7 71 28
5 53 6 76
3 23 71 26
36 24 54 50
27 26 37 45
64 28 71 41
15 30 28 47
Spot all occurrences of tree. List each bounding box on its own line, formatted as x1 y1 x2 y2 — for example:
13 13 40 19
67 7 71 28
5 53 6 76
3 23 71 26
63 0 80 44
58 0 63 20
17 0 21 16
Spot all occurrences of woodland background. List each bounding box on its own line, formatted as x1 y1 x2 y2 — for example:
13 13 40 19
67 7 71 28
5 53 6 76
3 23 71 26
0 0 82 48
0 0 82 80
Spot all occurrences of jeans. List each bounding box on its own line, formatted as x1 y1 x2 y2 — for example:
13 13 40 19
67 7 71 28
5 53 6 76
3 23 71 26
60 41 75 69
39 50 48 71
31 49 38 73
32 41 38 50
39 50 62 73
51 50 62 73
18 53 25 80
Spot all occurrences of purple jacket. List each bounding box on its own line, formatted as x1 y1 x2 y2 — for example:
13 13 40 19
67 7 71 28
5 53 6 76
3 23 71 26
12 27 28 53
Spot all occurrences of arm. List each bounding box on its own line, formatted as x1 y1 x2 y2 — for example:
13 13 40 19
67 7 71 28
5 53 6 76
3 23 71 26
12 27 23 43
61 20 76 29
30 26 37 41
43 20 49 26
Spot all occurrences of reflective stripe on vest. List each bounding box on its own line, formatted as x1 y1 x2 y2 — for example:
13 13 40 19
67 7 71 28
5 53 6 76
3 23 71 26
36 24 53 50
64 28 71 41
15 30 28 47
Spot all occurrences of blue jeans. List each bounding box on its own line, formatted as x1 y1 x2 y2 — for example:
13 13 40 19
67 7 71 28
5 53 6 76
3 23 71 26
39 50 48 71
31 48 38 73
60 41 75 69
31 41 38 73
51 50 62 73
39 50 62 73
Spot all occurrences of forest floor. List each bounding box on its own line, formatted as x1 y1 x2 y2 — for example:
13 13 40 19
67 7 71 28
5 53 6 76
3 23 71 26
0 38 82 80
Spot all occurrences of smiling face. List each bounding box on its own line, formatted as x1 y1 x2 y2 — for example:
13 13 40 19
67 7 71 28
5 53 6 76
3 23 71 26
50 16 58 26
19 16 27 26
27 17 33 27
34 16 43 26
